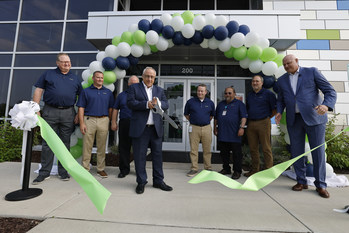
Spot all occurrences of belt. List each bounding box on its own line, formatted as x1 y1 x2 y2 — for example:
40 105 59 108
46 104 73 109
295 112 301 115
192 124 210 127
86 115 107 118
249 117 269 121
146 124 154 127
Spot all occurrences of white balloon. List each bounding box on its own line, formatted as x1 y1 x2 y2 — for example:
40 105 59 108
274 66 286 78
181 24 195 39
326 163 334 177
192 15 206 30
200 39 209 48
113 67 126 79
262 61 278 76
249 60 263 73
104 44 119 59
305 142 312 164
128 23 138 33
230 32 245 48
208 38 219 50
239 58 252 69
74 127 83 139
89 61 105 73
117 42 131 57
257 37 270 49
244 32 260 47
214 15 228 28
218 38 231 52
205 13 216 26
146 30 159 45
161 13 172 26
131 44 144 57
167 39 174 48
70 134 78 147
103 83 115 92
142 43 152 55
96 51 106 62
171 16 184 31
81 69 91 82
156 36 169 51
81 80 88 87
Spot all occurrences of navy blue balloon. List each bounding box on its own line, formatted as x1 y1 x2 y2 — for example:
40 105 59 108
202 25 215 39
151 18 163 34
102 57 116 71
172 32 184 45
238 24 250 35
214 26 228 41
191 31 204 44
183 38 192 46
162 25 175 39
128 55 139 66
226 21 239 37
116 56 130 70
138 19 151 33
262 76 276 89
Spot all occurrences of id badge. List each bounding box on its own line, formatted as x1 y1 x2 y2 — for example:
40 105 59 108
189 125 192 132
222 110 227 116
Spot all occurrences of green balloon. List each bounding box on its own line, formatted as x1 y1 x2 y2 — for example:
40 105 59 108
70 145 82 159
133 30 146 45
112 36 121 46
224 47 235 58
121 31 134 45
247 45 262 61
77 138 83 146
273 53 284 67
87 74 93 85
149 44 158 53
182 10 194 24
103 71 117 84
260 47 277 62
233 46 247 61
82 82 90 89
172 13 181 17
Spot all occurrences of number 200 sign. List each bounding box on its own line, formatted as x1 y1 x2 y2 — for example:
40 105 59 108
181 68 193 74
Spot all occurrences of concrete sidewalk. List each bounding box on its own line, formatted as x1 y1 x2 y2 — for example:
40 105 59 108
1 161 349 233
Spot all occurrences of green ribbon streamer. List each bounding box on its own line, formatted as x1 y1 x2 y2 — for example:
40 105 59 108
189 126 349 191
37 116 111 214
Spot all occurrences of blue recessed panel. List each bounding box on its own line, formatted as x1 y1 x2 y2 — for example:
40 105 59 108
296 40 330 50
337 0 349 10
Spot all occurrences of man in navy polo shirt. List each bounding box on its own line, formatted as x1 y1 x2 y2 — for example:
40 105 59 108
77 71 114 178
214 86 247 179
111 75 139 178
184 84 215 177
245 75 277 177
32 53 82 185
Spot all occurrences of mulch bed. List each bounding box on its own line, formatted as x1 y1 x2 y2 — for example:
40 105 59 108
0 217 42 233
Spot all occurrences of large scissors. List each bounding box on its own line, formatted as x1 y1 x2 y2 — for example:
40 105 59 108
151 97 180 129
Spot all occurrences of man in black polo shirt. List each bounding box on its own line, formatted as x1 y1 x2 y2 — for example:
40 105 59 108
32 53 82 184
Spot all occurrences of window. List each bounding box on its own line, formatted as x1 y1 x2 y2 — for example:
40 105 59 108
21 0 66 20
17 23 63 51
67 0 114 19
0 55 12 67
130 0 161 11
217 65 252 77
64 23 98 51
0 70 10 117
190 0 214 10
163 0 187 10
0 24 16 51
15 54 57 67
68 54 99 67
0 0 19 21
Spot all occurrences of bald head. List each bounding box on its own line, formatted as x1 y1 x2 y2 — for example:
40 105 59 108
283 54 299 74
128 75 139 86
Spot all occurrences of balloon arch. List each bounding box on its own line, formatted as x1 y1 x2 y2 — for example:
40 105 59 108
81 11 287 92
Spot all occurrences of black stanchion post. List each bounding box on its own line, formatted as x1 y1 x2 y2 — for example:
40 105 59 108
5 130 43 201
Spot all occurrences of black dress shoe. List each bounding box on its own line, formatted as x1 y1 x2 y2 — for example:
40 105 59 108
153 182 173 191
136 183 145 194
231 171 241 179
118 173 126 178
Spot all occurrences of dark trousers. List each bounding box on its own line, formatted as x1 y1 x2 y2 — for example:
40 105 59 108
132 126 164 185
219 141 243 174
40 105 75 177
118 118 132 175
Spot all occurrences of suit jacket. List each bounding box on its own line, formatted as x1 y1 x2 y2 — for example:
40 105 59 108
276 67 336 126
127 82 169 138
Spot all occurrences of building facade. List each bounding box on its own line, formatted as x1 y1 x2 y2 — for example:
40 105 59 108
1 0 348 154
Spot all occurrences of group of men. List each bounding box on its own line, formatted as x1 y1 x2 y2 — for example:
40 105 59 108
31 53 337 198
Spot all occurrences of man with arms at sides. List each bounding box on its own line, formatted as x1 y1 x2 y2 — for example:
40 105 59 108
184 84 215 177
214 86 247 179
77 71 114 178
32 53 81 184
245 75 276 177
127 67 173 194
111 75 139 178
275 54 336 198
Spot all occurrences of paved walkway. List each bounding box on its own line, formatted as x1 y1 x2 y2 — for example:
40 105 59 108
1 162 349 233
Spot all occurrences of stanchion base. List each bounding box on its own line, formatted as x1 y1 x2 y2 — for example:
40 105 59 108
5 188 43 201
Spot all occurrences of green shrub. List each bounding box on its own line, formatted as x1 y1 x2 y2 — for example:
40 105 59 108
0 122 23 162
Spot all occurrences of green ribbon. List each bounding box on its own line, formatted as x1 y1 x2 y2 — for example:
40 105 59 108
189 126 349 191
37 116 111 214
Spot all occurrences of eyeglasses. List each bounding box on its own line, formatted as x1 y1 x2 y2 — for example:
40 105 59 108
224 92 232 95
59 61 71 64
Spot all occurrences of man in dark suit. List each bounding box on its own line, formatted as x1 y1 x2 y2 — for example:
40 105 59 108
127 67 173 194
275 54 337 198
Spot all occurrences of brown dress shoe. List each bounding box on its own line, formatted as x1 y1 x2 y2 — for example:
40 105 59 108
316 188 330 198
292 183 309 191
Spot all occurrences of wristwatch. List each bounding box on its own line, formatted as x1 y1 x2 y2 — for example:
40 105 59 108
240 125 247 129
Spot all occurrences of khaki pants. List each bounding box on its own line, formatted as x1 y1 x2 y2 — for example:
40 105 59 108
246 118 273 172
189 124 212 171
82 116 109 172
